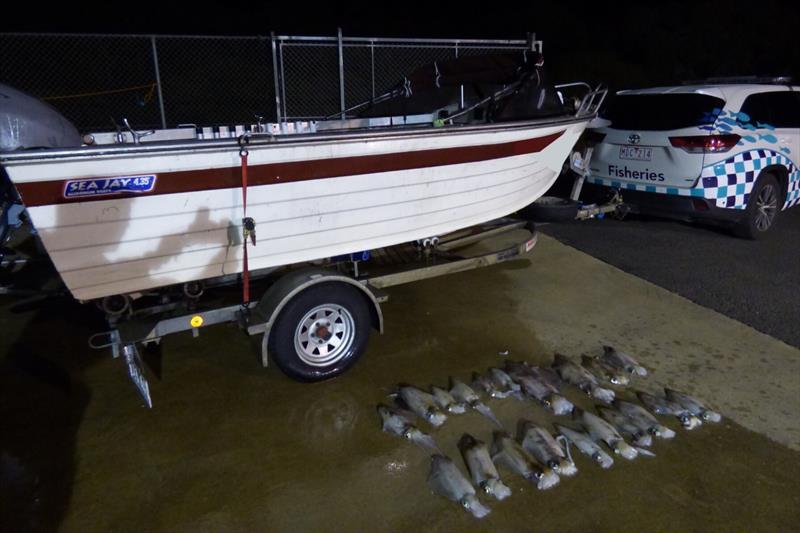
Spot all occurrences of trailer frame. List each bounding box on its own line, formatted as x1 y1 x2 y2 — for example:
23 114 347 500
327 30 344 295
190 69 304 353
88 218 539 407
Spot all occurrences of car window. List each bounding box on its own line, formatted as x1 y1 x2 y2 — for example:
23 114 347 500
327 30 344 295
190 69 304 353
739 91 800 128
600 94 725 130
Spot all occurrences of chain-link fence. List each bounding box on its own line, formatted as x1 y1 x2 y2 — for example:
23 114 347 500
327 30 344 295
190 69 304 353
276 32 540 121
153 35 275 128
0 34 163 132
0 32 539 133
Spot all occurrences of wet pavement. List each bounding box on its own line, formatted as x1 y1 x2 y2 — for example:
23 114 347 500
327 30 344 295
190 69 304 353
540 206 800 349
1 234 799 532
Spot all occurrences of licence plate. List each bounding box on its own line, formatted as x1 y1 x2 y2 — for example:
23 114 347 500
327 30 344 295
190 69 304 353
619 145 653 161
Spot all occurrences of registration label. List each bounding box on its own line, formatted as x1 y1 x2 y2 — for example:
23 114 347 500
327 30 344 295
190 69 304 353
619 145 653 161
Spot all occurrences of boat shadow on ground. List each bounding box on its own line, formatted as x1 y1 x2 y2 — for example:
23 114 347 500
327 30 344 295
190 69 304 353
0 202 237 531
0 294 102 532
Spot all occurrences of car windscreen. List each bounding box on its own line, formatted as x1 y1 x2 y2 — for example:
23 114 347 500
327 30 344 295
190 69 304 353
601 93 726 130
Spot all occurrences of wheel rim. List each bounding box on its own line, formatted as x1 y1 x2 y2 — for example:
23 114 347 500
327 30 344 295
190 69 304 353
294 304 355 367
754 184 778 232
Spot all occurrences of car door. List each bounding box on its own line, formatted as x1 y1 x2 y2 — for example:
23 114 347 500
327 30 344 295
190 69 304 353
739 90 799 160
739 90 800 208
780 90 800 208
779 91 800 169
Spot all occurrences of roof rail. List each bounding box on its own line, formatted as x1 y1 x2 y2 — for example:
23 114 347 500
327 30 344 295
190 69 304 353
681 76 793 85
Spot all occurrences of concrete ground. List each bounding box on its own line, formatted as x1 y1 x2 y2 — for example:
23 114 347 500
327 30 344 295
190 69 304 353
1 234 799 532
541 206 800 349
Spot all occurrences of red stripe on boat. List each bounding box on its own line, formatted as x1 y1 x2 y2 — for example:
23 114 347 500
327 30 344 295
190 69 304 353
15 130 564 207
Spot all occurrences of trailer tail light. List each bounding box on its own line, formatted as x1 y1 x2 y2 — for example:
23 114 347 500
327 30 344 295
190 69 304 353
669 134 741 153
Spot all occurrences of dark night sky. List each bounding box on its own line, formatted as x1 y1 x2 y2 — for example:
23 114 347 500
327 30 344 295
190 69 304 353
6 0 798 40
5 0 800 88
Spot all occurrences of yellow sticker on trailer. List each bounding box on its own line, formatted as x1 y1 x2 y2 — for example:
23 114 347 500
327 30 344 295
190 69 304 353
190 315 204 328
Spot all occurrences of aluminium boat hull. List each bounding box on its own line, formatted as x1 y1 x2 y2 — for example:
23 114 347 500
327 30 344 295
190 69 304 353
2 119 587 300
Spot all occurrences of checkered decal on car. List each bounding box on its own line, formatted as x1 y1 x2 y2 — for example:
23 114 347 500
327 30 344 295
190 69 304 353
591 149 800 210
785 164 800 209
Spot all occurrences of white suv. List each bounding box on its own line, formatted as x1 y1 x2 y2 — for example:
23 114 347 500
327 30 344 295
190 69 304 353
585 78 799 237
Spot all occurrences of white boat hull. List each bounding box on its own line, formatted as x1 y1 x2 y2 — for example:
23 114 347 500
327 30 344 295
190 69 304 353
4 120 587 300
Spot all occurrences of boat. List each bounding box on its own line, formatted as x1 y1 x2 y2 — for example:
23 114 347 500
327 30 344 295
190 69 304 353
1 52 605 303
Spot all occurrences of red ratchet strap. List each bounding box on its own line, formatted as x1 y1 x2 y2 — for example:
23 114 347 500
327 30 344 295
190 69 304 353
238 135 254 305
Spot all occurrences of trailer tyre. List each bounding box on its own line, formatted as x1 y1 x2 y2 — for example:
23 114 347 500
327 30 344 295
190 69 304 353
518 196 580 222
268 282 371 382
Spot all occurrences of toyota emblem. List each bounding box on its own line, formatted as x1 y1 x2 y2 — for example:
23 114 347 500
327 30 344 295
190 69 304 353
628 133 641 145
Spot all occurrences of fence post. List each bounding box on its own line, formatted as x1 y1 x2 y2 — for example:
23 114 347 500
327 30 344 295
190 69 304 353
279 39 287 120
337 28 345 120
455 42 465 110
271 32 282 124
150 36 167 129
370 40 375 100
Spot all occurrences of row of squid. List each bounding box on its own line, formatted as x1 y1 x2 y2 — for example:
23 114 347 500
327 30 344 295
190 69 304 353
377 345 722 518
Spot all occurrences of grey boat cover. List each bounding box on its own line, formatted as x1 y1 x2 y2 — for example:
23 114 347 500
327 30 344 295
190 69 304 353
0 83 81 151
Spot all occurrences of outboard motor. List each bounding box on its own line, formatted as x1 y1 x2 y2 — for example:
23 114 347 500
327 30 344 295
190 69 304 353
1 168 26 264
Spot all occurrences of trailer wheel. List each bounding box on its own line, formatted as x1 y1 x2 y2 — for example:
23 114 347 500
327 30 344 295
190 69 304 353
268 282 371 382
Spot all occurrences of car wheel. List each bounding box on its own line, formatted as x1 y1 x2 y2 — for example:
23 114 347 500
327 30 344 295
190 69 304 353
267 282 371 382
518 196 580 222
734 173 781 239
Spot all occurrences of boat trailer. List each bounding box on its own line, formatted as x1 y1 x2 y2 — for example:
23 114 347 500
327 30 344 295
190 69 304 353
569 147 629 221
520 145 629 223
88 218 539 407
